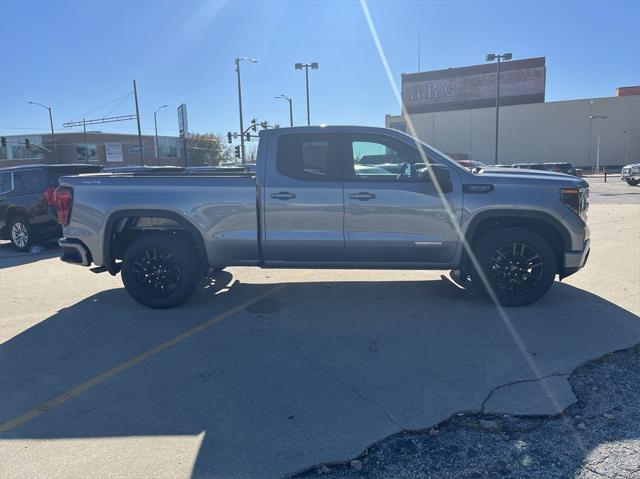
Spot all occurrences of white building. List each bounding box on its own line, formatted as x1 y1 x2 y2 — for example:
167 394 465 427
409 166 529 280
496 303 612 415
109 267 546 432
386 58 640 169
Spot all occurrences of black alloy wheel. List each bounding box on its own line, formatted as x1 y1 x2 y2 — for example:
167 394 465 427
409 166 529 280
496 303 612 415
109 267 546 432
121 234 200 309
471 227 557 307
488 242 544 296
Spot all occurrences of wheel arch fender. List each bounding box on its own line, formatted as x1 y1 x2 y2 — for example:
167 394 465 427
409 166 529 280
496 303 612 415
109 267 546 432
460 209 572 274
102 209 209 276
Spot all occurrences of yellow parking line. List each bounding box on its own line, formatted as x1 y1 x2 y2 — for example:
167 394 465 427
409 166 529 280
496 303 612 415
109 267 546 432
0 283 288 434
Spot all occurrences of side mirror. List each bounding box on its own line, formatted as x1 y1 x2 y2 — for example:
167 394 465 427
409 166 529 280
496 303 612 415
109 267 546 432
424 164 452 193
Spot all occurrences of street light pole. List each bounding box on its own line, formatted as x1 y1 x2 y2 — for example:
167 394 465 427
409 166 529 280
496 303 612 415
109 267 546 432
589 114 608 173
28 101 57 163
154 105 168 165
275 95 293 127
485 53 512 164
295 62 318 126
235 57 257 164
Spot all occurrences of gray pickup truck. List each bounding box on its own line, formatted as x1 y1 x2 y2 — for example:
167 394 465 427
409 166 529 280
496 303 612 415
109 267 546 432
56 126 590 309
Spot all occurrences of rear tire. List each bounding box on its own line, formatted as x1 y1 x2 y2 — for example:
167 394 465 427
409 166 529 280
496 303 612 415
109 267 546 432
9 216 34 252
121 233 200 309
471 227 557 307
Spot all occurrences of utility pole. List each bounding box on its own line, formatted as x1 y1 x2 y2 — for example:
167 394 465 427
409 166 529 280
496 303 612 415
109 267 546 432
154 105 168 165
275 95 293 127
48 107 56 163
133 79 144 165
236 59 245 164
295 62 318 126
305 66 310 125
589 114 608 173
28 101 57 163
235 57 257 164
485 53 512 164
83 118 88 162
494 58 501 165
418 33 421 72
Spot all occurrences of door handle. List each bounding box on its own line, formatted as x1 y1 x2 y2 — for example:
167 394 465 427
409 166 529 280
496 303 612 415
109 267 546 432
349 192 376 201
270 191 296 200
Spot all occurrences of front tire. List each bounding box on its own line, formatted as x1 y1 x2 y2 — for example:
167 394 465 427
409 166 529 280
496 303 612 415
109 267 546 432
471 227 557 307
121 234 200 309
9 216 34 252
626 179 639 186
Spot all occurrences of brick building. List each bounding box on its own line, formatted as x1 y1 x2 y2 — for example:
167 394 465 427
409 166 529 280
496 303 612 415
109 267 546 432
0 131 183 167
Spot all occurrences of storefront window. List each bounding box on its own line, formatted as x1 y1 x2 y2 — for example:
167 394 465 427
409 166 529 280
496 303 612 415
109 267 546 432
76 144 98 162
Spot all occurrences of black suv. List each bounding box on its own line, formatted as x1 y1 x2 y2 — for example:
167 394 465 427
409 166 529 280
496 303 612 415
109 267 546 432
543 162 578 176
0 164 102 251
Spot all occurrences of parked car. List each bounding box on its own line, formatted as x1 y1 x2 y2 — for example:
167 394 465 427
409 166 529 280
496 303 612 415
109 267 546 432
512 163 548 171
456 160 487 171
57 126 590 309
621 163 640 186
0 164 102 251
544 162 577 176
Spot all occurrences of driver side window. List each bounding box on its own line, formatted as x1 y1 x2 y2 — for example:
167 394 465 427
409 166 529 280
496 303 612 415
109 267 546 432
350 139 423 181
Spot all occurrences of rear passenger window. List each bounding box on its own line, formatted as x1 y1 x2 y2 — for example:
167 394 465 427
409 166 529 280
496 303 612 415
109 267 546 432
0 173 12 193
14 170 46 192
276 134 339 180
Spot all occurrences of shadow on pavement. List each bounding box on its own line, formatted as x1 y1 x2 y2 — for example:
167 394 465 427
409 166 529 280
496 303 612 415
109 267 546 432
0 240 60 269
0 273 638 478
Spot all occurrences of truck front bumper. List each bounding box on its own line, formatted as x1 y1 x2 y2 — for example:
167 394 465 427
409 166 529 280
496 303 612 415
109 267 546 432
562 238 590 278
59 237 92 267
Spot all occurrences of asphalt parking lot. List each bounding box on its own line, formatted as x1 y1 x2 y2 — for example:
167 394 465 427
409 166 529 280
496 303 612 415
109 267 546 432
0 181 638 478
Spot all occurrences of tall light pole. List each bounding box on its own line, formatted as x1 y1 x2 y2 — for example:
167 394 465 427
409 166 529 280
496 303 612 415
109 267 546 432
275 95 293 127
589 115 608 172
485 53 512 164
28 101 57 163
235 57 257 164
295 62 318 126
154 104 168 165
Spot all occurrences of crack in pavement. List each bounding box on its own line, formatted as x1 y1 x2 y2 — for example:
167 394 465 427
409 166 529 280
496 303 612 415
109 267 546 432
257 316 407 432
480 372 572 413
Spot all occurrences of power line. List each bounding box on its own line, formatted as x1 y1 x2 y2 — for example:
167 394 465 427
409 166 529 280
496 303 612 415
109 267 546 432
103 92 133 118
67 91 133 123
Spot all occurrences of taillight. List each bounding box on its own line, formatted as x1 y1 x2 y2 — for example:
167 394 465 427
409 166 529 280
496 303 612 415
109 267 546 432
54 186 73 225
43 187 56 206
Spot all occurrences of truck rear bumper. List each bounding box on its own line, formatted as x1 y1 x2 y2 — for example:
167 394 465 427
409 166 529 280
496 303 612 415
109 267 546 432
59 238 92 267
562 239 590 278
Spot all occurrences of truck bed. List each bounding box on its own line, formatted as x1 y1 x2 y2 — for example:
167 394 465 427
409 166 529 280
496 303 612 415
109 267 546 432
59 173 260 268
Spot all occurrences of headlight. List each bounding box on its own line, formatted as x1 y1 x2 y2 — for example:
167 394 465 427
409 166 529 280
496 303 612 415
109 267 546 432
560 187 589 219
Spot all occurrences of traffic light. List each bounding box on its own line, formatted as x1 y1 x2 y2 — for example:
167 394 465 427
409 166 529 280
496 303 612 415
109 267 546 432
1 137 5 148
245 132 251 142
234 145 241 158
25 139 30 149
260 121 268 130
251 119 257 132
227 132 233 144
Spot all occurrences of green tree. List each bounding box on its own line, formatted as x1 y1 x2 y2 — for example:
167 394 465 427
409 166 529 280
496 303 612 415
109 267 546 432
186 132 233 166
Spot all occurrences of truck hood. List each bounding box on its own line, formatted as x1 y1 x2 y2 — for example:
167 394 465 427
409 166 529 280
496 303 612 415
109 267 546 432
476 167 588 186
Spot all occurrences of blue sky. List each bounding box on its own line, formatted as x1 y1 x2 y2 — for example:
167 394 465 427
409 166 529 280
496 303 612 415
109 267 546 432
1 0 638 138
